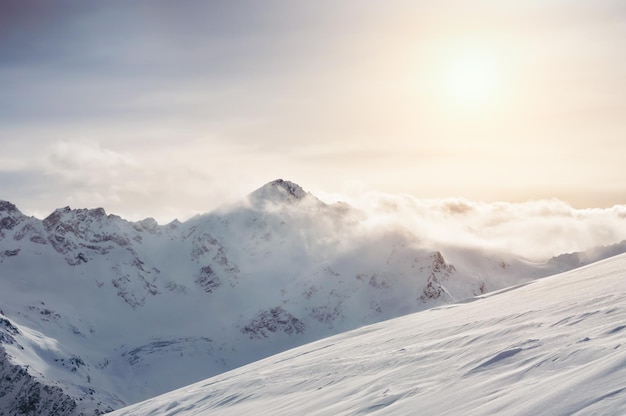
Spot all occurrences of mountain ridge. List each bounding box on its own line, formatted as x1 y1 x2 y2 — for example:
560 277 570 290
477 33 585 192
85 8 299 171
1 180 625 414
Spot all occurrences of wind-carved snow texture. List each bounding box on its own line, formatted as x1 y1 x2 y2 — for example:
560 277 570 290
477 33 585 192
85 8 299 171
110 254 626 416
1 179 626 415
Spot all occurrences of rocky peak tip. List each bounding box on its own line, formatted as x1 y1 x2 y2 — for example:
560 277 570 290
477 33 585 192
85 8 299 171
267 179 306 197
0 201 20 214
248 179 308 205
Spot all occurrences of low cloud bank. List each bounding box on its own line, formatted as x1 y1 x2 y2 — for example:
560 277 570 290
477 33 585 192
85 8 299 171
333 192 626 261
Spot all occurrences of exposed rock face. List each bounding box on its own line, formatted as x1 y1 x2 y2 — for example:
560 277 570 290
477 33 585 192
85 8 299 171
122 337 214 367
196 265 221 293
0 318 112 416
0 201 24 235
247 179 312 207
0 201 19 213
419 252 457 302
269 179 307 200
309 304 342 327
242 307 306 339
0 318 19 345
0 351 80 416
41 207 132 265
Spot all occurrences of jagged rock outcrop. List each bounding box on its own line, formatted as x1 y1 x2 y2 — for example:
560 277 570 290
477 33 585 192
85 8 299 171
242 307 306 339
0 201 25 236
419 252 456 302
195 265 221 293
248 179 314 207
0 350 81 416
0 319 112 416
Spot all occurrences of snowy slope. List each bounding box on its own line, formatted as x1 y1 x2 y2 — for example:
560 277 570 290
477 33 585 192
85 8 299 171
110 253 626 416
1 180 625 414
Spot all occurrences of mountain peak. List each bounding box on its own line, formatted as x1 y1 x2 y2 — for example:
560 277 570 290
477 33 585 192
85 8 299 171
265 179 307 199
0 201 21 215
248 179 308 206
0 200 24 231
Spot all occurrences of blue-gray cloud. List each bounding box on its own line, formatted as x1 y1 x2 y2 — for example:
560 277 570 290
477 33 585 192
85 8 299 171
0 1 316 127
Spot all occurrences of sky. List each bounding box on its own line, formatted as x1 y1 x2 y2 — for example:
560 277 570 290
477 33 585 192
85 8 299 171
1 1 626 222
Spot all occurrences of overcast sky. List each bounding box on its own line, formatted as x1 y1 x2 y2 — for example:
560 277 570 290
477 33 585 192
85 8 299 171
2 1 626 221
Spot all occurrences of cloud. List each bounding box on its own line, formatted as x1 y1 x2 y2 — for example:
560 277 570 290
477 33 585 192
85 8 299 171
46 140 138 182
332 191 626 261
39 139 246 223
3 1 626 231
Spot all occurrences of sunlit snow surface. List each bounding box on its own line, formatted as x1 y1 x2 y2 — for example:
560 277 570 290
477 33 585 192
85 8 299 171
111 254 626 416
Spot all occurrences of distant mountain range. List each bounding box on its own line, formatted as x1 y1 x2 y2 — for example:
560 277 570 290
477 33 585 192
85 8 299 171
1 179 625 415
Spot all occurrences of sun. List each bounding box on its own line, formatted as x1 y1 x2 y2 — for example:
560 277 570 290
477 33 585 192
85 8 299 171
442 50 497 107
412 37 510 118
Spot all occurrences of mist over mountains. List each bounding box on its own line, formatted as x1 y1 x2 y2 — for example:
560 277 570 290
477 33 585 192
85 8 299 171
1 179 625 415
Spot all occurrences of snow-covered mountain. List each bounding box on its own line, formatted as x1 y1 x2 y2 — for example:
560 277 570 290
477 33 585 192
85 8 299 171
1 179 625 415
110 253 626 416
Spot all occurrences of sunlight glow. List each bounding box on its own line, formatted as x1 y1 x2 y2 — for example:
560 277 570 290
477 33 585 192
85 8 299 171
443 52 497 106
415 36 509 119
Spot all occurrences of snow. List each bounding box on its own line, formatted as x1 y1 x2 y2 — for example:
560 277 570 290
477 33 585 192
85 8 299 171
1 180 626 414
247 179 311 208
110 254 626 416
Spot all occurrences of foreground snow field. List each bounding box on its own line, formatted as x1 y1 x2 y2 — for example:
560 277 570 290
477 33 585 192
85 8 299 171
110 253 626 416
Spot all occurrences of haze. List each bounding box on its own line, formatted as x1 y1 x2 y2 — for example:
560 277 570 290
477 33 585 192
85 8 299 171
1 1 625 221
